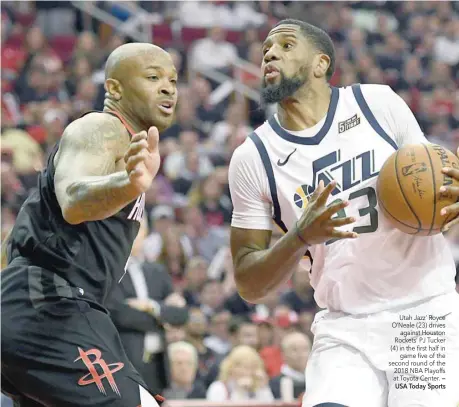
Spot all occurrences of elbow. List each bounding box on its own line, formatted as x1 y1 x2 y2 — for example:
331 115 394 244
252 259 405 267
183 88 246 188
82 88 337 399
235 273 268 304
61 203 84 225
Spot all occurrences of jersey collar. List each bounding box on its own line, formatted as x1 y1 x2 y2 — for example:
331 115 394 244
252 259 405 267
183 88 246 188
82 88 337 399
268 86 339 145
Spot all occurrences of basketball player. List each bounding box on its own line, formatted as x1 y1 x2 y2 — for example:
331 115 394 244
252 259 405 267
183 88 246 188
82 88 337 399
229 19 459 407
1 43 177 406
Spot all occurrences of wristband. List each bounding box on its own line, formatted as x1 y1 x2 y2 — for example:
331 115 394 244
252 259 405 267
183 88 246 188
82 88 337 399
295 220 308 245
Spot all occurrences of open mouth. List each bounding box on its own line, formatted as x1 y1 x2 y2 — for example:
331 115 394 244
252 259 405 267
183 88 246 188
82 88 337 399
158 101 174 115
264 65 280 80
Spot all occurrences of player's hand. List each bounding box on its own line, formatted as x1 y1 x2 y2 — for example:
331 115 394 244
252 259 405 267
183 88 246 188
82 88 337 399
441 149 459 231
296 180 357 245
124 127 160 194
126 298 158 315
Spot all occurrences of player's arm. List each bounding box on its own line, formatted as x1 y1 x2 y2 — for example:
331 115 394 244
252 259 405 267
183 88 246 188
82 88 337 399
229 143 356 303
55 114 159 224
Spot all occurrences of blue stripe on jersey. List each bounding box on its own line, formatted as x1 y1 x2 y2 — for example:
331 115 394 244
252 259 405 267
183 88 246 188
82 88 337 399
248 132 288 233
267 87 339 145
351 84 398 151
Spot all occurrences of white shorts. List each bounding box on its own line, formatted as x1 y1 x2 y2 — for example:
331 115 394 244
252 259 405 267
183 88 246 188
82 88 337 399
302 291 459 407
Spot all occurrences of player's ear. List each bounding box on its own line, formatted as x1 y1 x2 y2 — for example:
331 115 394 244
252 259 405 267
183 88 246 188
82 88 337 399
313 54 330 79
105 78 123 101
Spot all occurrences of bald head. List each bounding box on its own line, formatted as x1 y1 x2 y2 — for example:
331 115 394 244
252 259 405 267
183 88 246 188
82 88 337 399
105 43 170 79
281 331 311 372
281 331 311 351
103 42 178 132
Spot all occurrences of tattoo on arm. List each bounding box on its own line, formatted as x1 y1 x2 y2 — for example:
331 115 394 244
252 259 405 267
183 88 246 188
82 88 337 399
54 114 137 224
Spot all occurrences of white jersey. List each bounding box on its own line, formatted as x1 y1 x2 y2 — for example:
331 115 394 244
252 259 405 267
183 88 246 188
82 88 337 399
229 84 456 314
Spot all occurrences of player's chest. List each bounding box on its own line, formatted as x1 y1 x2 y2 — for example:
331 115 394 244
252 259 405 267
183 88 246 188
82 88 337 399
265 121 397 219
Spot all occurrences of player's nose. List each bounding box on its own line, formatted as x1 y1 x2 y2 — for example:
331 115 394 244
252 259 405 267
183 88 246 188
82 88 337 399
159 81 175 96
263 45 280 64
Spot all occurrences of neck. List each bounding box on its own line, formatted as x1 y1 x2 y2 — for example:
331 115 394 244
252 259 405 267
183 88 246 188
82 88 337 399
103 99 145 134
277 82 331 131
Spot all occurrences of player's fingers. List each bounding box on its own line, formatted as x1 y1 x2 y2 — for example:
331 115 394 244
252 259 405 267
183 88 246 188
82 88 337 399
326 228 358 240
147 126 159 151
442 215 459 233
440 202 459 217
124 140 149 162
131 131 148 143
441 167 459 181
440 185 459 197
309 180 324 203
320 199 349 220
315 180 337 207
126 152 148 173
328 216 356 228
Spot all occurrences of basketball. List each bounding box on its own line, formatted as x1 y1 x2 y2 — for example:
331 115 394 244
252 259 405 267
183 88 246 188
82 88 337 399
376 143 459 236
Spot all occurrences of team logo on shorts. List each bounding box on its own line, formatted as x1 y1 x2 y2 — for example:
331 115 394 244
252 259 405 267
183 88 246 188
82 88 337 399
75 347 124 396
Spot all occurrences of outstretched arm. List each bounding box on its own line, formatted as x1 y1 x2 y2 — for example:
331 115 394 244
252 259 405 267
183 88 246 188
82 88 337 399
54 113 160 224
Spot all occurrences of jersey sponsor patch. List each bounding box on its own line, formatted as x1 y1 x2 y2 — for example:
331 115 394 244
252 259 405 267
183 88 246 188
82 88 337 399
338 113 360 133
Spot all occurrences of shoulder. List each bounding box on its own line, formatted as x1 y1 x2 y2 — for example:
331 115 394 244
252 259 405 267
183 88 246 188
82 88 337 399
61 112 129 153
356 84 401 109
230 135 259 165
228 135 267 188
64 112 127 138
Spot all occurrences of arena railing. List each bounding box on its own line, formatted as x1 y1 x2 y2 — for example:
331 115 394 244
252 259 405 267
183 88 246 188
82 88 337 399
71 0 161 43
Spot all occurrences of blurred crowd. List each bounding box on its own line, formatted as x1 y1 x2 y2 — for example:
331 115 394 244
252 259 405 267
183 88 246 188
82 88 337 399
1 1 459 403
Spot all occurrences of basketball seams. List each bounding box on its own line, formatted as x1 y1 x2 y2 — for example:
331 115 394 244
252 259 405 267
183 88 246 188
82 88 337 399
394 150 422 232
422 144 437 235
376 188 419 233
376 187 440 234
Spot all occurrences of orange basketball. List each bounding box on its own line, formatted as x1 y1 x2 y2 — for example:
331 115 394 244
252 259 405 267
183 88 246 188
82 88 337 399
376 143 459 236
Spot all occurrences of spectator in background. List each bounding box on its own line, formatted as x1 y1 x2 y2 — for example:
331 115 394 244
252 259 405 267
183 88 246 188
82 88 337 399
71 31 100 69
182 205 229 263
144 205 193 265
185 307 218 379
182 256 209 306
163 341 207 400
204 315 260 386
269 332 311 401
259 307 301 379
199 279 225 318
204 310 232 355
209 102 253 154
281 266 317 314
191 76 225 132
66 56 92 96
206 345 274 402
434 18 459 66
188 173 232 227
157 227 190 283
189 26 237 74
107 218 188 394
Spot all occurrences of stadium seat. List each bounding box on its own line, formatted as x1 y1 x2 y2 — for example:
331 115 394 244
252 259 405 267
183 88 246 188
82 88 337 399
152 24 174 46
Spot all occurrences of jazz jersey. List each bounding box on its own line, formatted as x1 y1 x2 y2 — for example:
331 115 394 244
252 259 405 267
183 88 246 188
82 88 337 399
229 84 456 314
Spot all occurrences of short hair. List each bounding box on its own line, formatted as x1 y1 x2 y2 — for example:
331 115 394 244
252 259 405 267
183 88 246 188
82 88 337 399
168 341 198 366
228 315 254 334
274 19 336 81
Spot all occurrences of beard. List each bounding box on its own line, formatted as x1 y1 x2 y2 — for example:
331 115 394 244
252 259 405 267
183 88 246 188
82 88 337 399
260 67 309 105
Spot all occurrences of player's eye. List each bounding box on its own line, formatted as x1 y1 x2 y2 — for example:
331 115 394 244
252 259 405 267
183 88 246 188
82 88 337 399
262 48 269 55
284 43 293 50
170 79 177 85
149 76 158 81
